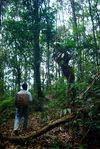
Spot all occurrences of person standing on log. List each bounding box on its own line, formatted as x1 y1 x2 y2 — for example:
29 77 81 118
13 83 32 135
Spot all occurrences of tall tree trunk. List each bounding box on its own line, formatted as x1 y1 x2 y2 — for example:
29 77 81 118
46 42 51 91
15 54 21 91
0 1 1 31
17 66 21 91
33 0 43 98
44 1 51 91
24 56 28 82
0 1 4 96
70 0 82 80
88 0 98 65
95 0 100 30
70 0 77 28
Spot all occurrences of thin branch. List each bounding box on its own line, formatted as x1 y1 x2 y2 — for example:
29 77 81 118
79 72 100 99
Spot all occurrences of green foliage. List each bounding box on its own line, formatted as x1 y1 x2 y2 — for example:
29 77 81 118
51 78 66 99
49 138 64 148
68 77 100 145
0 97 15 123
0 97 14 110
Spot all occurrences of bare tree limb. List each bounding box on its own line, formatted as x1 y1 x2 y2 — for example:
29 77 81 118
79 72 100 99
3 114 74 145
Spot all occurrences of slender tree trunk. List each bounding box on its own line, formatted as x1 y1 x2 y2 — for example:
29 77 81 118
70 0 82 80
47 42 51 91
24 57 28 82
41 68 45 90
45 2 50 90
17 66 21 91
16 63 21 91
0 1 1 31
88 0 98 65
81 1 87 77
70 0 77 28
44 1 51 91
15 55 21 91
95 0 100 29
0 1 4 96
33 0 43 98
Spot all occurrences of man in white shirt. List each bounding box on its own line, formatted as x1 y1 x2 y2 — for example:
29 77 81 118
14 83 32 135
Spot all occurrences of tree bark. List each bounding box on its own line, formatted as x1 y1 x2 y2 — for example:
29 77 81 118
0 1 4 96
44 1 51 91
95 0 100 29
17 66 21 91
70 0 82 80
70 0 77 28
0 1 1 30
15 55 21 91
88 0 98 65
33 0 43 98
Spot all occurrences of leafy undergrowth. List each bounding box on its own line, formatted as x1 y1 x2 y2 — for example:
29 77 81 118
0 95 100 149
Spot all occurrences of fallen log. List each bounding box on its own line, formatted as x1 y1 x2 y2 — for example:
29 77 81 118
3 114 74 145
79 72 100 99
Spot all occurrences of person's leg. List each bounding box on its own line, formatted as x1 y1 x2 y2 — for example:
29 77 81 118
23 107 28 129
14 108 21 131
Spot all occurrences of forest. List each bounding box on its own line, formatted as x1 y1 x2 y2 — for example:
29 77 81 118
0 0 100 148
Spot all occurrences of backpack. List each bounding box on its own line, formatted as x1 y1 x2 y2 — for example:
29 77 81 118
16 93 29 108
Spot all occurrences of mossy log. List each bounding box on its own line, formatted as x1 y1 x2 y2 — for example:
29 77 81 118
3 114 74 145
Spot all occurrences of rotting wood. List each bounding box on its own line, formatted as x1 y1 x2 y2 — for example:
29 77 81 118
2 114 74 144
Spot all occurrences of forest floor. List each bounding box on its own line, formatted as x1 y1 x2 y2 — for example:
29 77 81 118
0 95 100 149
1 111 73 149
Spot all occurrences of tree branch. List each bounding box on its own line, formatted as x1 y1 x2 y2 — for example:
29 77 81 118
3 114 74 145
79 72 100 99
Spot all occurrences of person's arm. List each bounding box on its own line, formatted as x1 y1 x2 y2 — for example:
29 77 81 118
28 92 32 102
15 94 18 105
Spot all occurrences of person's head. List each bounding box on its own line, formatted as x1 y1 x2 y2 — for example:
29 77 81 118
22 83 28 90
